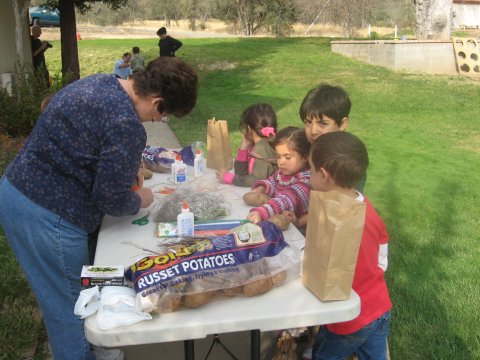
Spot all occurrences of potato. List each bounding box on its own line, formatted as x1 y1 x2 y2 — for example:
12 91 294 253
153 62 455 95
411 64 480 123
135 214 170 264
271 270 287 286
140 167 153 179
268 214 290 231
243 192 271 206
222 285 243 297
242 276 273 297
154 293 183 313
183 290 217 308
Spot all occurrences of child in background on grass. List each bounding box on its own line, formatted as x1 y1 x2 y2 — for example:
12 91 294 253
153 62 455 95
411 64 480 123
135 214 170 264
309 131 392 360
113 52 132 79
131 46 145 73
216 103 278 187
247 126 310 227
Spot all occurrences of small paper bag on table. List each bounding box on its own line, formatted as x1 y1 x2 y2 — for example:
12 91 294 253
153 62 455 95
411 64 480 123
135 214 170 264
206 118 233 170
302 190 366 301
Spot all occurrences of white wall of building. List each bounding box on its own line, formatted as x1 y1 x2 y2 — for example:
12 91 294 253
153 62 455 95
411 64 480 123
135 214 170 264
0 1 33 93
453 4 480 28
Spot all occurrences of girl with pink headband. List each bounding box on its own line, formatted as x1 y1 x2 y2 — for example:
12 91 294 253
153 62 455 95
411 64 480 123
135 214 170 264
216 103 278 187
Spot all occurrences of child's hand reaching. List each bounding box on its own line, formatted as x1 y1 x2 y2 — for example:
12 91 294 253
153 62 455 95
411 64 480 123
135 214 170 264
282 210 298 227
215 169 228 182
282 211 308 228
247 210 262 224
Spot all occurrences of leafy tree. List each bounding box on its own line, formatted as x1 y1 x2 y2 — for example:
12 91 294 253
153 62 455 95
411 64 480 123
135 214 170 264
323 0 377 37
265 0 296 39
154 0 182 26
182 0 199 31
211 0 261 35
196 0 217 29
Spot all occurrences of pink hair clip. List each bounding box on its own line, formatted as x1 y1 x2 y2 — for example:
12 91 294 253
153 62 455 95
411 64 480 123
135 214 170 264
260 127 275 138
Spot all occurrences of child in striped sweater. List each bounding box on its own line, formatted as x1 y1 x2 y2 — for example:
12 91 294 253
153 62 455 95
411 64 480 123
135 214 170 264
247 126 310 229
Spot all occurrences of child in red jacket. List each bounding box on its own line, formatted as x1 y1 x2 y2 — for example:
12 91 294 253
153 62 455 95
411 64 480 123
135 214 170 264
309 131 392 360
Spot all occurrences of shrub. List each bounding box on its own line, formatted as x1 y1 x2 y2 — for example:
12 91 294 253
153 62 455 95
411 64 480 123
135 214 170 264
0 64 66 137
368 31 380 40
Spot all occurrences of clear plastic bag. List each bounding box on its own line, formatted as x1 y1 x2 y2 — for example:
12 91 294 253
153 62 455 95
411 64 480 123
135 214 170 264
152 184 231 222
125 222 301 313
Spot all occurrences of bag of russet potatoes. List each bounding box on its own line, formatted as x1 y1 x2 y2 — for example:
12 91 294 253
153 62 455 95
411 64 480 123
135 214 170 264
125 221 300 313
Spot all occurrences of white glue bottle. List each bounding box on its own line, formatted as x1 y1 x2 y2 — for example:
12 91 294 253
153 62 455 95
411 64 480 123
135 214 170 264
177 201 194 237
174 155 187 184
194 149 204 177
171 154 180 183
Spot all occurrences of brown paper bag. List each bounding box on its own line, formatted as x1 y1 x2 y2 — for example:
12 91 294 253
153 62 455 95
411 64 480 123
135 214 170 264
302 190 366 301
206 118 233 170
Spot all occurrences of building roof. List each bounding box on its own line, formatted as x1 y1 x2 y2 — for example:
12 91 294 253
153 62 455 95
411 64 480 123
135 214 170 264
454 0 480 4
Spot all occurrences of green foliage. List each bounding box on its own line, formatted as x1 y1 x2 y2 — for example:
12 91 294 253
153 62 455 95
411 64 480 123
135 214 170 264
0 65 45 137
0 63 67 137
39 0 129 14
265 0 297 38
368 31 380 39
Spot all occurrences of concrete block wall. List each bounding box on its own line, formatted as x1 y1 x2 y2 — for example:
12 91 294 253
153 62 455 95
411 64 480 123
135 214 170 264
331 40 459 75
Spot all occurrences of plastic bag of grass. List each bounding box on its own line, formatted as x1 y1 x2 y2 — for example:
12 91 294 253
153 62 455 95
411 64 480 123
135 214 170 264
152 184 231 222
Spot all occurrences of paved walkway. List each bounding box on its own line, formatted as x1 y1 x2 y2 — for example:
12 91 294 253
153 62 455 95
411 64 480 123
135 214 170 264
142 121 182 148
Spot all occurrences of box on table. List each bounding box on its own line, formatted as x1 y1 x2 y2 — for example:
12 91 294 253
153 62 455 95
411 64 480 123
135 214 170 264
81 265 125 288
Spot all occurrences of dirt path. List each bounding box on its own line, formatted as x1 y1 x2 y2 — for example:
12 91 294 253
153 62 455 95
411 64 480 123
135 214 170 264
41 20 244 41
39 20 354 41
41 20 479 42
41 26 237 41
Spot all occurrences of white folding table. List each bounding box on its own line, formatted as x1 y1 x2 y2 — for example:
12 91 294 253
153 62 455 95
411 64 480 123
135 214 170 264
84 169 360 359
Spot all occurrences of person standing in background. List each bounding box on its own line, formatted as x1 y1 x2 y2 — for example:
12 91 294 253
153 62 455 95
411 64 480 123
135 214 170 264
31 24 51 87
157 27 183 57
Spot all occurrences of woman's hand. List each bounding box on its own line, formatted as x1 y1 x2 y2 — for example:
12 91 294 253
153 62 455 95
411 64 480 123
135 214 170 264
136 169 144 188
136 187 153 208
247 211 262 224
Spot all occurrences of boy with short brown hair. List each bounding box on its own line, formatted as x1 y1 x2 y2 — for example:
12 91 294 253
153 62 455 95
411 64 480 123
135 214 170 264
309 131 392 360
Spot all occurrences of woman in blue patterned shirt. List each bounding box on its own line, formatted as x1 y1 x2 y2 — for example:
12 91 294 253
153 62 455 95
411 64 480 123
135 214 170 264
0 57 197 360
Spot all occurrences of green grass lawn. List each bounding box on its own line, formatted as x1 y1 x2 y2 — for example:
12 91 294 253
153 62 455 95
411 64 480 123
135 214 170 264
1 36 480 359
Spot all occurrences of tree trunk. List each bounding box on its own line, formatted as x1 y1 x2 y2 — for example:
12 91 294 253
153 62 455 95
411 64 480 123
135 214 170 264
415 0 452 40
59 0 80 82
12 0 29 66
